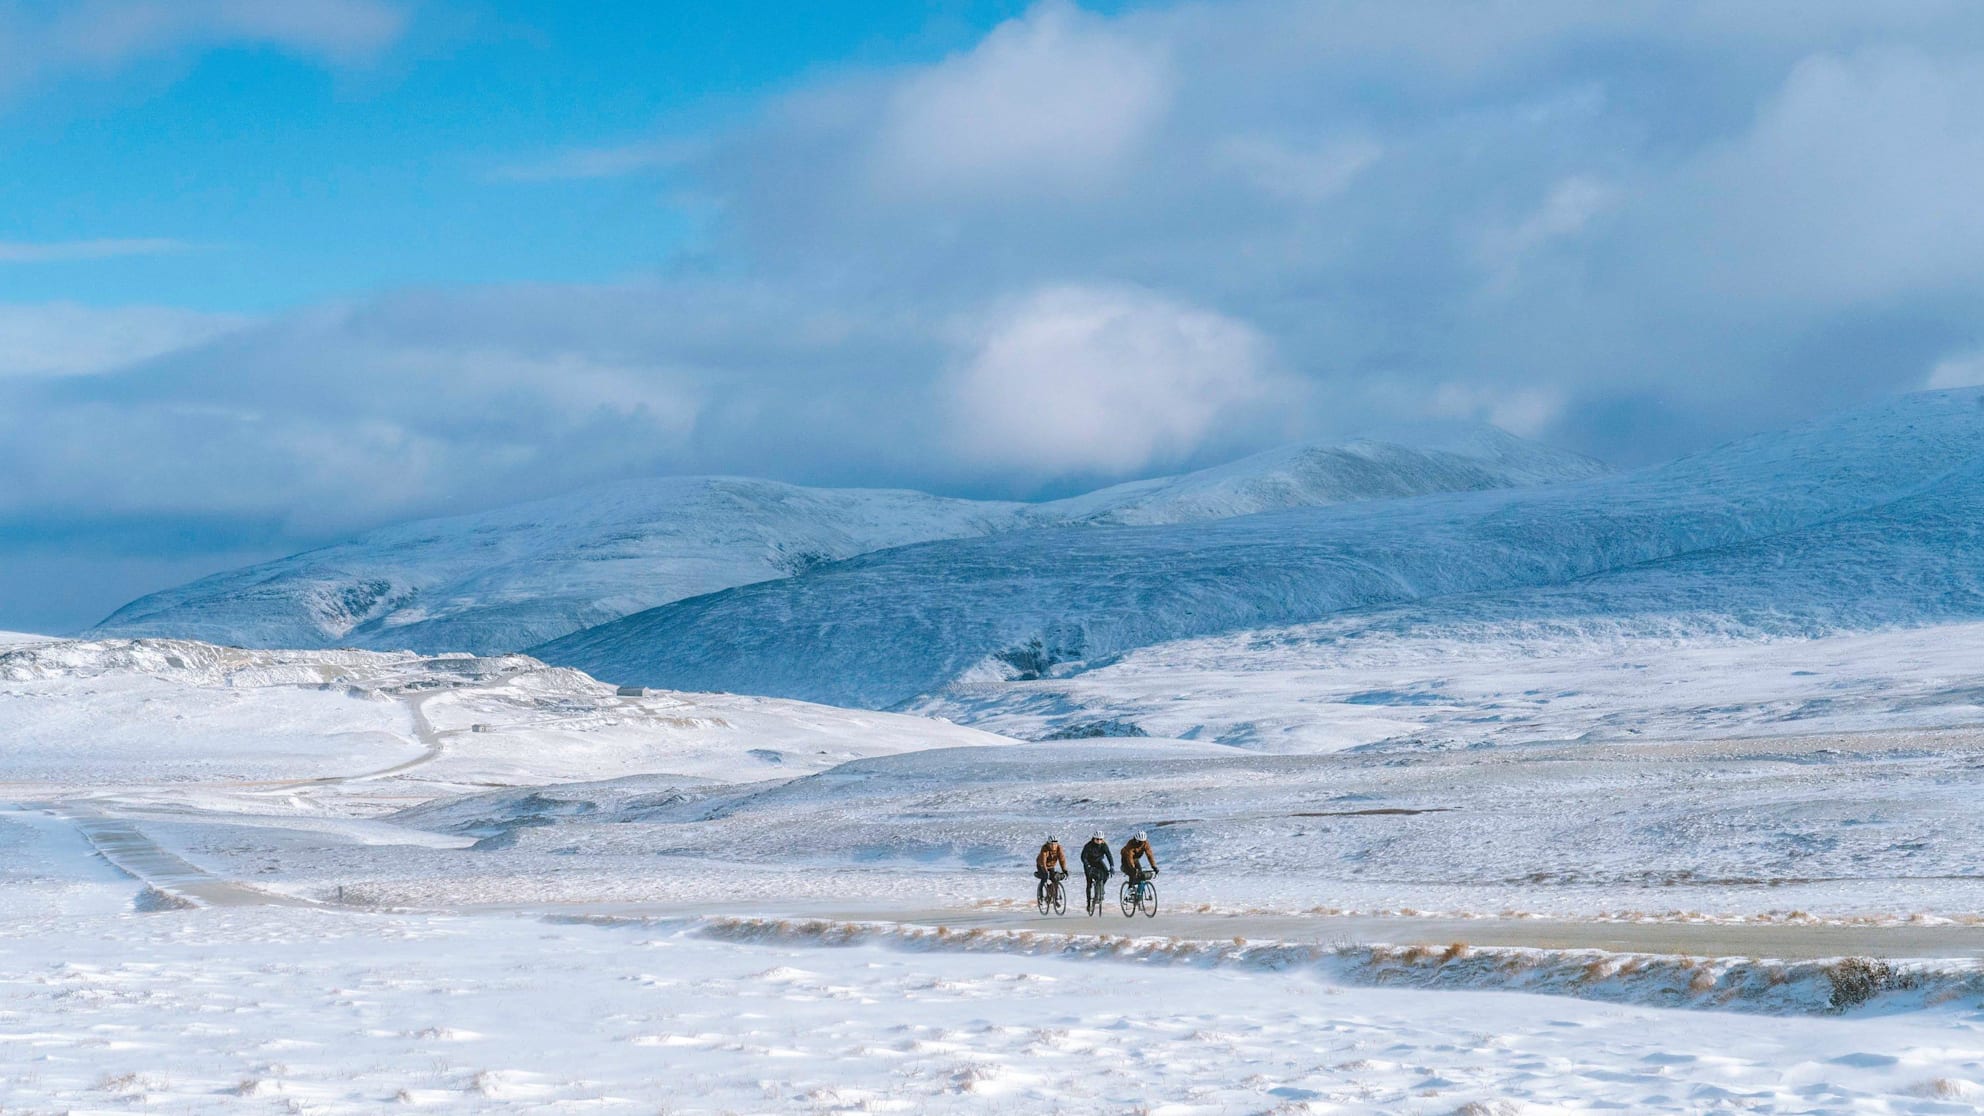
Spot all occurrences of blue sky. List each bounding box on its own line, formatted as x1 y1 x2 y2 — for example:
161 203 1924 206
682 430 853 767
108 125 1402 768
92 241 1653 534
0 1 1044 309
5 0 1984 634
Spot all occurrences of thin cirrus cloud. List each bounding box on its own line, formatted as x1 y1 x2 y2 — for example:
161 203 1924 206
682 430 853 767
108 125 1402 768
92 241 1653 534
0 238 194 263
491 139 698 183
0 0 406 97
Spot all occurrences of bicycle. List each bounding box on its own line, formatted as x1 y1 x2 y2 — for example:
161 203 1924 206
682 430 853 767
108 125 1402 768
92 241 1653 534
1036 871 1069 916
1085 873 1109 916
1119 871 1158 918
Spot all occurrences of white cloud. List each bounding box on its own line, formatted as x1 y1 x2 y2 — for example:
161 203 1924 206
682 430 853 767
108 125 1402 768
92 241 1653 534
1669 47 1984 306
23 0 1984 597
868 1 1172 199
946 284 1284 476
0 299 705 530
1925 350 1984 390
0 0 405 95
1430 383 1566 438
493 140 696 183
0 238 192 263
0 302 248 378
1216 134 1382 205
1476 176 1619 283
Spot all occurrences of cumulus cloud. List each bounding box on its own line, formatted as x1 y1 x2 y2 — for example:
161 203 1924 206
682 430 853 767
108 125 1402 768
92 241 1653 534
946 284 1287 475
868 1 1171 200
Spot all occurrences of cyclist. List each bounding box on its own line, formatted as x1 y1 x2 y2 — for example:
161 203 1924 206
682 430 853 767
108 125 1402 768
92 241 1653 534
1035 835 1068 905
1119 830 1158 888
1079 831 1113 913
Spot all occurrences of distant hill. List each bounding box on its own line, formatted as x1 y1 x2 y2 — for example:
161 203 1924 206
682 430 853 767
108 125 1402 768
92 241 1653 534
92 426 1601 654
1049 425 1606 525
531 390 1984 710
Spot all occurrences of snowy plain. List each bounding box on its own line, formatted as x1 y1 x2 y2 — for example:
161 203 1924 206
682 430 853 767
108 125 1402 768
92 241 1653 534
9 629 1984 1112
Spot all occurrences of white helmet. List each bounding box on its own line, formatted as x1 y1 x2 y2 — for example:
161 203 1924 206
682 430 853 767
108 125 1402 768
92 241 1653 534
1046 835 1057 844
1092 831 1105 840
1135 831 1148 841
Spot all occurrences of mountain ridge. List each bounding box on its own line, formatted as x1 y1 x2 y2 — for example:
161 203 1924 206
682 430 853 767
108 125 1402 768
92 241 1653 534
91 424 1601 653
529 389 1984 710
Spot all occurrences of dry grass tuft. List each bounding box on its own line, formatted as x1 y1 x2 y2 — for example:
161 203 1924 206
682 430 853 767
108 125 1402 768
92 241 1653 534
1824 957 1896 1011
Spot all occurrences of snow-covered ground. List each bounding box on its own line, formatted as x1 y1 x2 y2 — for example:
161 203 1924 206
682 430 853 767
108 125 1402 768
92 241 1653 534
0 636 1012 799
914 617 1984 750
10 628 1984 1110
10 806 1984 1115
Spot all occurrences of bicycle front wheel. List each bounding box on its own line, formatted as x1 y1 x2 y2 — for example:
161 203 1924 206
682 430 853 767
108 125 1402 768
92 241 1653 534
1141 881 1158 918
1052 880 1068 915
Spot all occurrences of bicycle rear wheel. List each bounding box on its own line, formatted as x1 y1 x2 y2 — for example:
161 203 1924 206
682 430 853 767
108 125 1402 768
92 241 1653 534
1037 881 1050 916
1119 880 1137 917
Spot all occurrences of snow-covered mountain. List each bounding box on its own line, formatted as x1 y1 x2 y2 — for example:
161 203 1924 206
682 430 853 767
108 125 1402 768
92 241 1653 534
90 427 1601 654
533 389 1984 710
91 478 1036 654
1046 424 1606 525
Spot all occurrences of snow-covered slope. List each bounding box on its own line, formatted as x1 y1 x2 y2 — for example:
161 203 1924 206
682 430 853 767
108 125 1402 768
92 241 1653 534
1045 424 1605 525
91 478 1034 654
534 389 1984 710
88 428 1602 654
0 634 1016 793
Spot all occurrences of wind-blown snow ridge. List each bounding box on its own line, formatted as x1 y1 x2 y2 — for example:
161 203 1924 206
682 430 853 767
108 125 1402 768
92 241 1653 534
88 427 1600 654
533 390 1984 709
680 916 1969 1016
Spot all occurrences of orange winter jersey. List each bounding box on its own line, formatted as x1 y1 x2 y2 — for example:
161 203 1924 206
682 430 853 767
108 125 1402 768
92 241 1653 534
1120 839 1155 874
